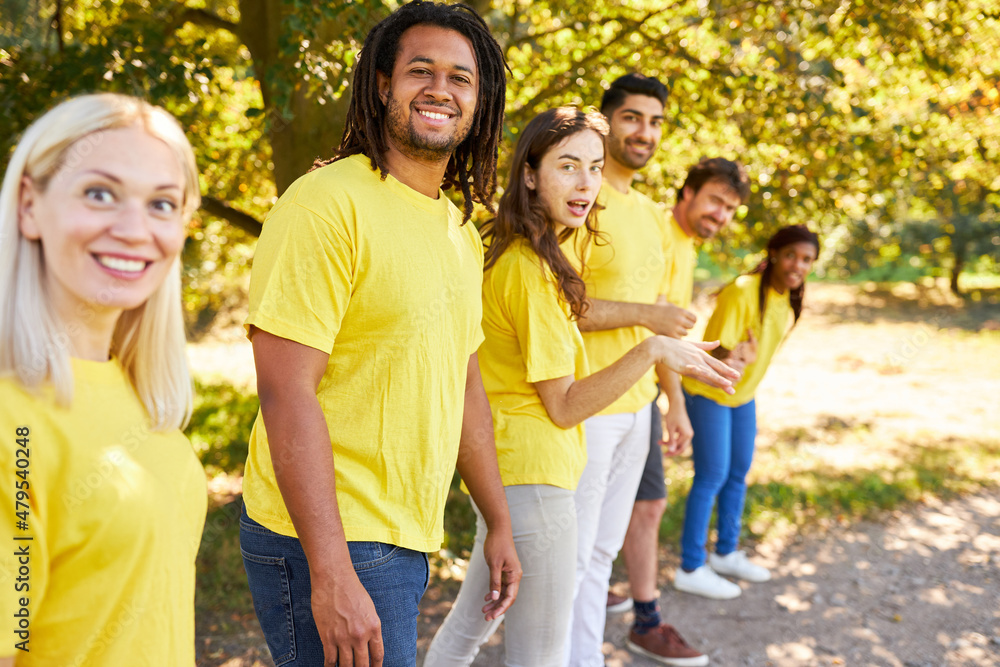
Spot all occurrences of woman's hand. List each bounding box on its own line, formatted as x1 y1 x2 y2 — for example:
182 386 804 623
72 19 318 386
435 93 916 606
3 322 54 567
650 337 741 394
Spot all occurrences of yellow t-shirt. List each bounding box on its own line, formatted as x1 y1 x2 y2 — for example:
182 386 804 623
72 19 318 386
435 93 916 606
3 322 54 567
477 240 589 490
0 359 206 665
683 273 792 407
563 185 668 416
243 154 485 553
662 215 696 310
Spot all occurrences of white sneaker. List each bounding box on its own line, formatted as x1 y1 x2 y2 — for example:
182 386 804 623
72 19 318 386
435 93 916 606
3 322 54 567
709 550 771 583
673 565 742 599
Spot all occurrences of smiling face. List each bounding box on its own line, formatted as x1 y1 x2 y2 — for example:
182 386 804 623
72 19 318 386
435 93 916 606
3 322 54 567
605 93 664 171
769 241 818 293
677 179 742 240
378 24 478 163
524 129 605 235
18 125 187 327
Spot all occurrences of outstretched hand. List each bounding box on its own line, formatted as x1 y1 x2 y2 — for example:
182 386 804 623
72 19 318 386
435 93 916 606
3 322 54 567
654 337 741 394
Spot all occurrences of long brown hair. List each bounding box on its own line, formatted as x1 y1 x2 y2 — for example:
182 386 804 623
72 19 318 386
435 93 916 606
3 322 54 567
314 1 508 223
481 107 608 320
749 224 820 325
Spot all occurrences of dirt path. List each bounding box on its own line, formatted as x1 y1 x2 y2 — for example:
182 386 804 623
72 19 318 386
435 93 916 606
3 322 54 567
193 282 1000 666
416 491 1000 666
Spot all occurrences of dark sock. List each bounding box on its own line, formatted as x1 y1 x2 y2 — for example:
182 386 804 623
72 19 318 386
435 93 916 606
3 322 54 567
632 599 661 633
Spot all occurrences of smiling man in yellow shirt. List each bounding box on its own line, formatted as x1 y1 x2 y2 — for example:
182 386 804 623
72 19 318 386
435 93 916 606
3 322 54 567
239 4 520 666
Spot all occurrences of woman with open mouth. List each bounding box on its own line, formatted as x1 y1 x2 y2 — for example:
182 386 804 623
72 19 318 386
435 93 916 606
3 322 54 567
425 107 739 666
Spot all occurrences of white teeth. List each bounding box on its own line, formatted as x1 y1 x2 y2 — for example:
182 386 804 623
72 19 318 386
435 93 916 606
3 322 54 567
420 110 450 120
97 255 146 272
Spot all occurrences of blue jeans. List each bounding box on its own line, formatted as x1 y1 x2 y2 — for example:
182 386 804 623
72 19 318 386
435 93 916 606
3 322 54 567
680 392 757 571
239 505 429 666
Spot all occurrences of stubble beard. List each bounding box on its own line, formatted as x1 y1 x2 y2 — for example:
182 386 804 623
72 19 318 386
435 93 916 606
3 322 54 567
385 91 469 162
607 132 652 171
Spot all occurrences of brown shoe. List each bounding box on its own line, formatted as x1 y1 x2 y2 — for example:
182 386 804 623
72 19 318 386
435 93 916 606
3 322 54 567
606 590 633 613
626 624 709 666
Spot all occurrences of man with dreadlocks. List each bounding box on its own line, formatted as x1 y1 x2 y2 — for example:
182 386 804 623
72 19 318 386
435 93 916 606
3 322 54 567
238 2 520 666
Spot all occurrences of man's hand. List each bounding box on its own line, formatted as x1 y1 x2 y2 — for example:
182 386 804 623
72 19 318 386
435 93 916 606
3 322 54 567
312 572 384 667
481 527 522 621
644 300 697 339
660 402 694 456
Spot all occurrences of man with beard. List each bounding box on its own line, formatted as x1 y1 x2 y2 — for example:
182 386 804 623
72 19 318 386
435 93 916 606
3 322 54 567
566 74 749 666
611 157 748 665
239 3 521 666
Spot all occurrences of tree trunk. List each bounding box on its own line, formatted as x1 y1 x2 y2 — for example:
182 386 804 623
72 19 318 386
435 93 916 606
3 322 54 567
950 254 964 296
239 0 376 196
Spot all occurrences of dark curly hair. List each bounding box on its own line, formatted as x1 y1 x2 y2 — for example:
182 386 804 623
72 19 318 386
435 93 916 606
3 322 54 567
679 157 751 205
481 107 609 320
314 1 509 222
750 224 820 325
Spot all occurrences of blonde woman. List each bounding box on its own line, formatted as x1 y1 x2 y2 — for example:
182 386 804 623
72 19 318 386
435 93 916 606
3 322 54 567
0 93 206 665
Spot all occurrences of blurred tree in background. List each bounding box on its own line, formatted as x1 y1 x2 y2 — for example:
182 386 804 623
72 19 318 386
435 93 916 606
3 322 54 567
2 0 998 334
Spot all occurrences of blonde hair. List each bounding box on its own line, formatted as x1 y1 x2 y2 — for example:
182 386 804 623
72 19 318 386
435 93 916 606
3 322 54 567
0 93 199 430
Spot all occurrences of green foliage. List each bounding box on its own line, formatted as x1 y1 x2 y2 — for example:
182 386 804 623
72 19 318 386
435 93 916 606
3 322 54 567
186 380 259 476
195 499 250 623
3 0 1000 329
658 434 1000 549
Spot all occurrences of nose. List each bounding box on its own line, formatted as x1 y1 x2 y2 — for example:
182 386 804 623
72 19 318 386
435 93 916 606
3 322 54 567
424 71 454 103
637 119 657 143
110 200 154 243
578 169 600 193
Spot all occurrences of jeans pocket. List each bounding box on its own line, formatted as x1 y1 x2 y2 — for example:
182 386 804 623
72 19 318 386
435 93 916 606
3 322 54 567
348 541 401 571
241 548 296 666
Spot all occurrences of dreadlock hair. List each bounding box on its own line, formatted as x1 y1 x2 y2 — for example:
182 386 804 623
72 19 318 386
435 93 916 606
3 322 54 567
678 157 751 205
315 0 509 223
481 107 609 320
600 73 669 117
748 224 820 326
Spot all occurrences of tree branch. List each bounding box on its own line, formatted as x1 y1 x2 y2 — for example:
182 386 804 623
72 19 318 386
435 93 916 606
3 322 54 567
172 7 240 36
200 197 263 237
511 8 671 118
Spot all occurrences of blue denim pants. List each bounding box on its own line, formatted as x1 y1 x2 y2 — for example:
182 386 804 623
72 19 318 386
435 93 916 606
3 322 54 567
239 505 429 666
680 392 757 571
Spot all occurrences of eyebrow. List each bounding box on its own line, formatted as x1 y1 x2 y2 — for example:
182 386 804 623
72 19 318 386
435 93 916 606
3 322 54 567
408 56 475 75
556 154 604 163
82 169 182 191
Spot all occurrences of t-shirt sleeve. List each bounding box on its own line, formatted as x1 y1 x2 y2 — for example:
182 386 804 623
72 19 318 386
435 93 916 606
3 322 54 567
507 259 578 384
704 282 754 351
245 200 355 354
467 224 486 354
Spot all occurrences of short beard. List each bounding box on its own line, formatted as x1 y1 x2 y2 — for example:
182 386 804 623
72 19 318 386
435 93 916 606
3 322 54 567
606 134 651 171
385 91 467 162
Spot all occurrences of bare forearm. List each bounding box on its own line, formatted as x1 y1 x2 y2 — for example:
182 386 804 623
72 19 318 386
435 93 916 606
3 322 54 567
260 392 352 579
457 364 511 532
577 298 654 332
555 338 660 426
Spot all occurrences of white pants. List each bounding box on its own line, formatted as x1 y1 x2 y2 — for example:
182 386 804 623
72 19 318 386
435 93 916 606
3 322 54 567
567 406 651 667
425 484 577 667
